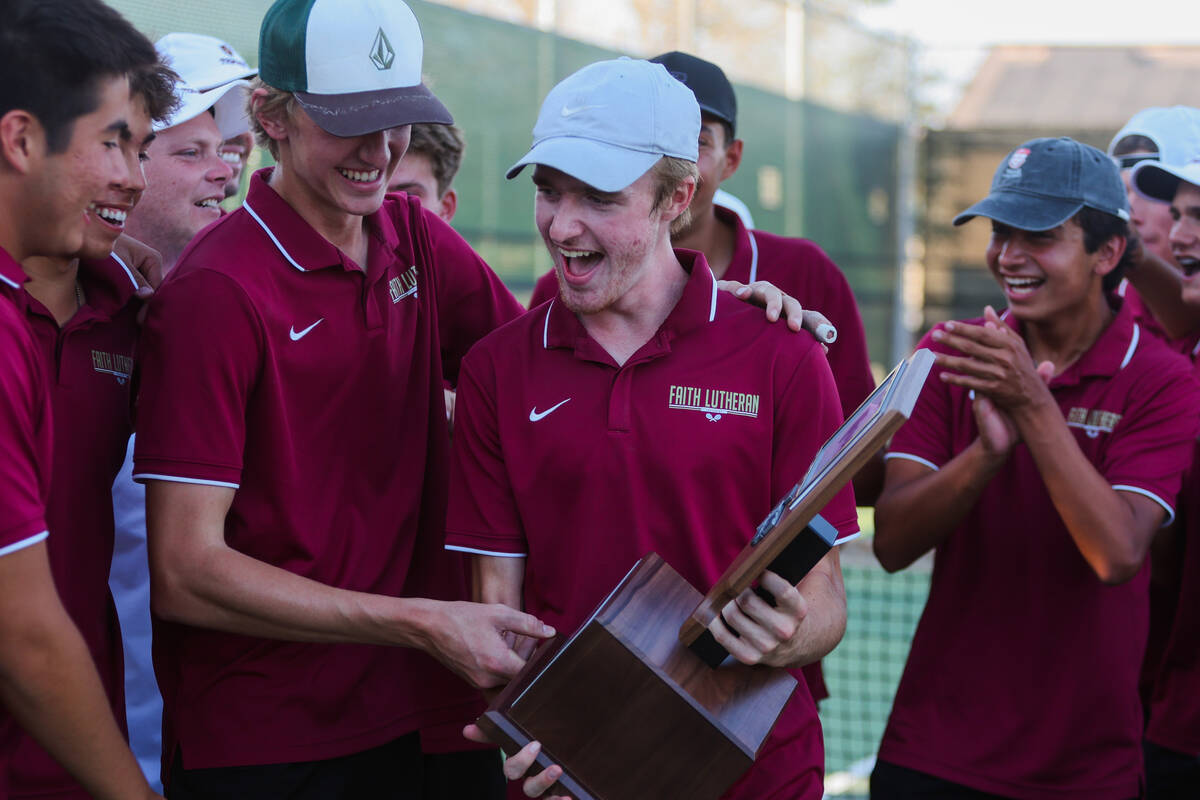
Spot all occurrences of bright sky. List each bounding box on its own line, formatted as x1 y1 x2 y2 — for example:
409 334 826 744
856 0 1200 115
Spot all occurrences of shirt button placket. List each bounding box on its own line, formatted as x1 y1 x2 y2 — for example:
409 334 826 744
608 366 634 432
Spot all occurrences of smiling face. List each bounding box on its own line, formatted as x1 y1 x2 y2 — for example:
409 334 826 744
986 218 1115 324
124 111 232 270
23 75 137 260
534 164 675 316
1169 181 1200 307
77 95 153 261
266 101 410 229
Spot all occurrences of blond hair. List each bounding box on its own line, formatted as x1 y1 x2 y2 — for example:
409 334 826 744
247 77 297 159
650 156 700 235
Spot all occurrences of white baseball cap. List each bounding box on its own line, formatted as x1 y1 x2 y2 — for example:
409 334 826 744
1126 107 1200 202
1109 106 1200 166
507 58 700 192
257 0 451 137
156 33 256 138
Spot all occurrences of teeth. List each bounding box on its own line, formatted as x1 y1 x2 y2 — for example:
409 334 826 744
1004 276 1042 287
559 248 599 259
220 151 242 165
195 198 220 209
337 168 380 183
91 205 127 224
1178 258 1200 276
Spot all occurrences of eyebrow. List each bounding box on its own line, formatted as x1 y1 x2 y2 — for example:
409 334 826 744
104 120 133 141
140 132 157 148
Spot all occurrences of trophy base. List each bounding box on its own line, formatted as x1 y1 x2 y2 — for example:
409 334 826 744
477 554 797 800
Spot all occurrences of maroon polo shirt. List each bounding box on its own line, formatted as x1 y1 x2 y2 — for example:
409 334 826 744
531 210 875 702
0 248 52 796
1118 280 1200 358
1144 384 1200 757
447 250 858 800
134 169 523 770
879 303 1200 799
9 254 139 798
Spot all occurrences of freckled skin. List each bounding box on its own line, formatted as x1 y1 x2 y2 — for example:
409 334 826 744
534 165 668 316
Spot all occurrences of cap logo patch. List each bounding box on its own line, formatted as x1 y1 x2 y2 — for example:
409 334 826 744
370 28 395 71
1003 147 1031 181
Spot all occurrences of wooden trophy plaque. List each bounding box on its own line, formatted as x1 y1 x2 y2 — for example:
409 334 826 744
478 349 935 799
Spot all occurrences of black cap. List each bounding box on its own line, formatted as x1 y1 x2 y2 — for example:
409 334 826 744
650 51 736 138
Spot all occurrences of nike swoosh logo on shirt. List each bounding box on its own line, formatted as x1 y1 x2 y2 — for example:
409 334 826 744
529 398 571 422
289 318 324 341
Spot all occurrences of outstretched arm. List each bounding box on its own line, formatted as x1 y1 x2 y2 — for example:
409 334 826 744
147 480 554 688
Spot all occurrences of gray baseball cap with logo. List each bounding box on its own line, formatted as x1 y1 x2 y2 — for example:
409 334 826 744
258 0 451 137
954 137 1130 230
507 58 699 193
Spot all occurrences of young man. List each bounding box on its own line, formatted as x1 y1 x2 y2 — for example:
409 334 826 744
872 138 1200 799
447 58 858 800
149 34 258 203
121 33 254 275
389 122 464 222
0 1 171 798
12 46 175 800
1130 154 1200 796
133 1 556 795
530 49 875 705
1109 106 1200 352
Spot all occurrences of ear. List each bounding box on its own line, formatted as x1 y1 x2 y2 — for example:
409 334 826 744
662 175 697 225
720 138 744 182
0 110 44 175
251 88 289 144
1092 234 1126 279
438 188 457 223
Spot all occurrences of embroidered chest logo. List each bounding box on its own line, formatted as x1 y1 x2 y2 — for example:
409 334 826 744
668 384 760 422
389 265 419 303
91 350 132 385
1066 407 1123 438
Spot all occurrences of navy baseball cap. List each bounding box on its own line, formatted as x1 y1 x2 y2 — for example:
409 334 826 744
650 51 736 138
954 137 1130 230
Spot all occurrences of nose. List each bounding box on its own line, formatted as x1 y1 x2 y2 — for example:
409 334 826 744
1170 217 1195 248
206 150 234 186
357 130 391 165
996 237 1023 266
547 196 583 244
117 150 146 194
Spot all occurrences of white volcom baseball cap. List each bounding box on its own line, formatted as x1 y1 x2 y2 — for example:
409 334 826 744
507 58 699 193
156 33 256 138
258 0 451 137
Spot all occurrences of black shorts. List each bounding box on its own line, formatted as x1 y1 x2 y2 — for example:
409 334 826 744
870 760 1017 799
1145 738 1200 800
167 733 504 800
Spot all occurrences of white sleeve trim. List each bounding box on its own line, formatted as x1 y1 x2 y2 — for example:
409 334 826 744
882 452 940 472
1112 484 1175 527
445 544 527 558
0 530 48 558
132 473 239 489
833 531 862 546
